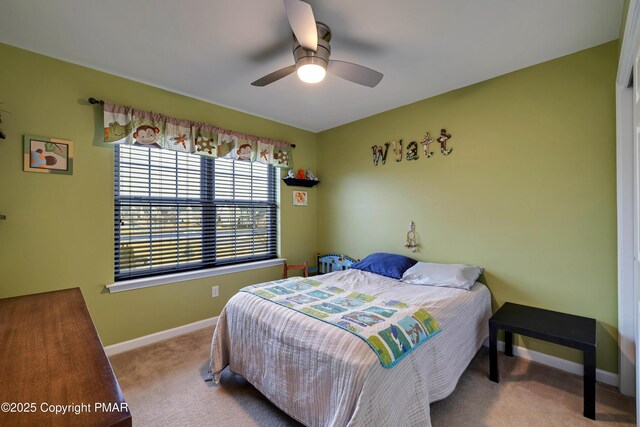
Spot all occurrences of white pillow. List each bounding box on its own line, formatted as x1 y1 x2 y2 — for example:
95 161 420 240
401 262 483 290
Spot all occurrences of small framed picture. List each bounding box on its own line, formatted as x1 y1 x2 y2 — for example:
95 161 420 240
293 190 308 206
23 135 74 175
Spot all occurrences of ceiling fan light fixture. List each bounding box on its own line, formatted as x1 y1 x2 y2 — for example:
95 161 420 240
297 63 326 83
250 2 383 88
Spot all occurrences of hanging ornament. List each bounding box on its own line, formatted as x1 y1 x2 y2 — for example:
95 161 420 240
404 221 418 253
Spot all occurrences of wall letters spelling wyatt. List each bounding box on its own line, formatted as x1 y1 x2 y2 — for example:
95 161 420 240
372 129 453 166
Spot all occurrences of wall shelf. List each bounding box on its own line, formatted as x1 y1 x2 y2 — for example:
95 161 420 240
282 178 320 188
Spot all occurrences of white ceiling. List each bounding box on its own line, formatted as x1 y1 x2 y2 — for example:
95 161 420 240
0 0 623 132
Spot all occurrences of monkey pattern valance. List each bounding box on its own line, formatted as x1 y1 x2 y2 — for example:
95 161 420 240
102 102 293 168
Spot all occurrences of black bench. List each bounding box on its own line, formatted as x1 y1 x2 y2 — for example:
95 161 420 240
489 302 597 420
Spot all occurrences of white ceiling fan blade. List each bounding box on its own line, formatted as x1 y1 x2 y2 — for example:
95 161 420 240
328 60 383 88
251 65 297 86
283 0 318 51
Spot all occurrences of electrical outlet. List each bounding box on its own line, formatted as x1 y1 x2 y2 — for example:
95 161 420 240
211 286 219 298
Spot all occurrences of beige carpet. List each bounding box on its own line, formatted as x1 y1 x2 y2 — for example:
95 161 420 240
109 327 635 427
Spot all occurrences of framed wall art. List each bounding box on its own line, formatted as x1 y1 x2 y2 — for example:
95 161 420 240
23 135 74 175
293 190 308 206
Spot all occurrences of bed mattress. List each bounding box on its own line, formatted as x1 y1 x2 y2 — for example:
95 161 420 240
210 269 492 427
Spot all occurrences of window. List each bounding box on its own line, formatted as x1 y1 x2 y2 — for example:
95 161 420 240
114 145 277 281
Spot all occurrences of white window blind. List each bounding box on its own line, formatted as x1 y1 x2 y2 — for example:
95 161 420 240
114 145 277 281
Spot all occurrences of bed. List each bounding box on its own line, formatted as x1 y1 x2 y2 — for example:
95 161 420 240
209 265 491 426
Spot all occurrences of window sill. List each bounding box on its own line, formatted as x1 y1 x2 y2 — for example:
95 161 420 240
106 258 286 293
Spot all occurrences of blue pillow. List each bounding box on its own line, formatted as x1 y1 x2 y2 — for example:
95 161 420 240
351 253 418 279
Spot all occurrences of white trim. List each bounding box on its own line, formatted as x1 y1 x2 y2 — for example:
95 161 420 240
618 0 640 85
483 340 619 387
617 0 639 398
104 316 218 356
616 82 636 397
105 325 620 386
106 258 286 293
104 318 620 386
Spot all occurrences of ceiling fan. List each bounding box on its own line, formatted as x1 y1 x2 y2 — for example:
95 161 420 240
251 0 383 88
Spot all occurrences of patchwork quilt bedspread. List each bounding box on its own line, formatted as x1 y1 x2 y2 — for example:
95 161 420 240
240 277 441 368
210 269 492 427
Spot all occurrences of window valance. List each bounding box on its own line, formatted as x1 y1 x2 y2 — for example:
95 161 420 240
102 101 293 168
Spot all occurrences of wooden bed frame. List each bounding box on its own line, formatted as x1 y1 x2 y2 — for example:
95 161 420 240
316 253 358 274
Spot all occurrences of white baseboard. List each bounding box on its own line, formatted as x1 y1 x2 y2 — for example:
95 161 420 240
483 339 619 387
104 316 218 356
103 320 619 388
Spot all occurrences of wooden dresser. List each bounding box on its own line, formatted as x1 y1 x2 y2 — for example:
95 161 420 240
0 288 132 426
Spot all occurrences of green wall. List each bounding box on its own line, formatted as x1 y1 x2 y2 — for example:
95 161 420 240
316 41 619 373
0 40 621 374
0 43 317 345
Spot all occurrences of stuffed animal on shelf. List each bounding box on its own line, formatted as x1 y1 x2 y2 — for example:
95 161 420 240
296 169 306 179
287 169 295 179
306 169 318 181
